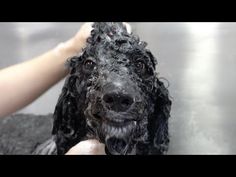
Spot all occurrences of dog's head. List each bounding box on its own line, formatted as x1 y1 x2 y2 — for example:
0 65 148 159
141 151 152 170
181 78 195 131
52 22 172 155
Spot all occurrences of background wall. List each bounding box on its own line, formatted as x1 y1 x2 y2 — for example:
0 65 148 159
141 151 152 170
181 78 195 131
1 22 236 154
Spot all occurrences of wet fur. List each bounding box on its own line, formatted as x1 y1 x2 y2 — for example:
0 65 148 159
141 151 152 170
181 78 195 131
52 23 172 155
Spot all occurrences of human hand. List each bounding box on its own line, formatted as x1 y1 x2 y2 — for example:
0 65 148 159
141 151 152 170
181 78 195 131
58 22 131 56
53 22 132 76
123 22 132 34
70 22 94 53
70 22 132 53
65 139 106 155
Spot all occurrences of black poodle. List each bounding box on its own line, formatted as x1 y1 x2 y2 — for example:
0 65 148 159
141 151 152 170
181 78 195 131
48 22 171 155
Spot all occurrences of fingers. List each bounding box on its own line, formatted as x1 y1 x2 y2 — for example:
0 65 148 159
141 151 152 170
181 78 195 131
69 22 132 55
74 22 94 43
123 22 132 34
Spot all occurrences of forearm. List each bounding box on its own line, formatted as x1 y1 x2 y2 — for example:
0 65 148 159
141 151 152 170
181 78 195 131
0 37 83 118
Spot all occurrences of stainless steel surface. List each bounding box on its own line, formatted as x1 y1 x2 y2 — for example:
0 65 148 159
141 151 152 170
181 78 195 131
0 22 236 154
0 22 84 115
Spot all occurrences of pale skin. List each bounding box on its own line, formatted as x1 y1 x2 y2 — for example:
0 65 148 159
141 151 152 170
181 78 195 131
0 22 93 118
0 22 131 155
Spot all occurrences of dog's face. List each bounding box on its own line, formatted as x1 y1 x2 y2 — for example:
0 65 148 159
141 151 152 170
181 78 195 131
52 23 171 155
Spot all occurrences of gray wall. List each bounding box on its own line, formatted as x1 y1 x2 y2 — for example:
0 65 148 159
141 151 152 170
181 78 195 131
1 22 236 154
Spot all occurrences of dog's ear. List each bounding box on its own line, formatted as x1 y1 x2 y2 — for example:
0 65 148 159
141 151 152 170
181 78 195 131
52 56 87 154
147 76 172 154
146 49 157 69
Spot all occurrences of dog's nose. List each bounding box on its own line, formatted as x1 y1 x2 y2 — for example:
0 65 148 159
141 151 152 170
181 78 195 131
103 92 134 112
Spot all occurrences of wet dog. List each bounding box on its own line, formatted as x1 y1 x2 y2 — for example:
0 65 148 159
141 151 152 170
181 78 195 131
51 22 172 155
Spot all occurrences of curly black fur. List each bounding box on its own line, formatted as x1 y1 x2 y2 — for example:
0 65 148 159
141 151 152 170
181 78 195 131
52 22 172 155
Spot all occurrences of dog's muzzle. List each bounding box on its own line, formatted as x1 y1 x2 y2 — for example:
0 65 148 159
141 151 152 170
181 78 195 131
85 74 144 154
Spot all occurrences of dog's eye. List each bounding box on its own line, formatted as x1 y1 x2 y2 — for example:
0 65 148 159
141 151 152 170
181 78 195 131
84 60 95 71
